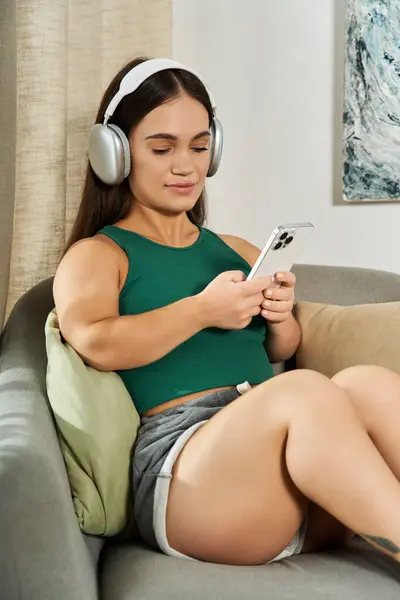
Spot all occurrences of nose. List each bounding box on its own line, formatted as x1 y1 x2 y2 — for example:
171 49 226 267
171 149 195 176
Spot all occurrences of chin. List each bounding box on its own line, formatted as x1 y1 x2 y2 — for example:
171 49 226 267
163 188 202 207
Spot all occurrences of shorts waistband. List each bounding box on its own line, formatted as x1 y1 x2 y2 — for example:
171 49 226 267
141 382 252 425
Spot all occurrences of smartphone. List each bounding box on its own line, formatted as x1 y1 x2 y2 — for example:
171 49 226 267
247 222 315 281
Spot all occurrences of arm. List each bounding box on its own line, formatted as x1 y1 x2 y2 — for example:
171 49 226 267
218 234 301 362
74 297 204 371
54 238 206 371
265 313 301 362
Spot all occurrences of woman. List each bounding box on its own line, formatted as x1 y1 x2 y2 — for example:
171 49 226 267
54 56 400 566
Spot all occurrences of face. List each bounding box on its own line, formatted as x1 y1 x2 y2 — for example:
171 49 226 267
128 92 211 214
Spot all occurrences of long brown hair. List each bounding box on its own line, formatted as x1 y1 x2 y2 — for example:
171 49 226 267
61 56 213 260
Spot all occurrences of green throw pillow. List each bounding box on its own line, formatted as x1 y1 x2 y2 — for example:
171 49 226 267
45 309 140 536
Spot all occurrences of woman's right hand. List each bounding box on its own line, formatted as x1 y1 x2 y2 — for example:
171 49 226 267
197 271 273 330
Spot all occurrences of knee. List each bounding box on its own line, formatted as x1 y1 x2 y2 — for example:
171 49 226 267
332 365 400 406
272 368 331 389
331 365 400 425
258 369 356 424
276 368 347 401
332 364 397 386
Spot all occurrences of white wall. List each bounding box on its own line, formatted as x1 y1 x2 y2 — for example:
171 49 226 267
173 0 400 273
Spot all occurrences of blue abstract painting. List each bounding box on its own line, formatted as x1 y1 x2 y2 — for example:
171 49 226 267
343 0 400 201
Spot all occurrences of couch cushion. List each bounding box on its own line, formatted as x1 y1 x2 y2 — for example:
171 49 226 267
295 301 400 377
100 539 400 600
45 308 140 536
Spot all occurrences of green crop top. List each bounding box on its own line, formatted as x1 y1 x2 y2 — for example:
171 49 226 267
97 224 274 414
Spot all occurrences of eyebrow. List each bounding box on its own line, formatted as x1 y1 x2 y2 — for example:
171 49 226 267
145 131 211 141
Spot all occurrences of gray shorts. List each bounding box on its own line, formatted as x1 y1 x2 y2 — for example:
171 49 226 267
132 382 307 563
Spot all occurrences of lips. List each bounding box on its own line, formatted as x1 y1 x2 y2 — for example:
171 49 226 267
165 182 197 195
166 182 196 188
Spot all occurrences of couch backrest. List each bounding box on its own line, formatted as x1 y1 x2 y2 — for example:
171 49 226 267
292 264 400 306
2 265 400 368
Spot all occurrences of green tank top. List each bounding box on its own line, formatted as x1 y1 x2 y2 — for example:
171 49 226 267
97 224 274 414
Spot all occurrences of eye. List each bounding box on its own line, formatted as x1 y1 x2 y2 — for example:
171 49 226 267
152 148 171 155
192 147 209 153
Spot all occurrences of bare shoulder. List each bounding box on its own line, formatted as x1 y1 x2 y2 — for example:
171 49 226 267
53 235 128 326
54 234 128 296
217 233 261 268
53 234 130 350
54 235 120 288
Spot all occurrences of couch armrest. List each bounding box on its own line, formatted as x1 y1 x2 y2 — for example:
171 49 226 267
292 264 400 306
0 279 100 600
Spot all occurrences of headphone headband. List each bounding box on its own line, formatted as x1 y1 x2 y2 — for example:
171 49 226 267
104 58 217 124
89 58 223 184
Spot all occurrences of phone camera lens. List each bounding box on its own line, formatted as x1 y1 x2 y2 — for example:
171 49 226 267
285 236 294 245
273 242 283 250
280 233 288 240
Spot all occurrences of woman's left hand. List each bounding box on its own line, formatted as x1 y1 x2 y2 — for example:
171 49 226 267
260 271 296 324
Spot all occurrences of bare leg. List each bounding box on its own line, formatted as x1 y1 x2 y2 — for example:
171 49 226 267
306 365 400 557
167 370 400 565
332 365 400 480
304 364 400 553
282 371 400 563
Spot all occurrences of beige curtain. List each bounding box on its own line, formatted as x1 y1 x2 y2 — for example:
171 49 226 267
0 0 172 331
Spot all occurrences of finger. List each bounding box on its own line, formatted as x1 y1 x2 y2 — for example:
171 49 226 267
251 292 266 305
250 305 262 317
261 309 291 323
240 276 273 295
222 270 247 283
273 271 296 287
263 287 293 301
245 293 265 313
261 299 292 313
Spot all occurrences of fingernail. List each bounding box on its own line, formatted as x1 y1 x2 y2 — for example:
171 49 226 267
263 301 271 308
277 272 283 279
266 289 273 297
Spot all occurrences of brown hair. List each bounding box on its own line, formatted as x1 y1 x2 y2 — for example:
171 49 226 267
61 56 213 260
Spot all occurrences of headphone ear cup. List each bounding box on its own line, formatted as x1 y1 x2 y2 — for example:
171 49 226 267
207 116 223 177
88 123 131 185
108 124 131 179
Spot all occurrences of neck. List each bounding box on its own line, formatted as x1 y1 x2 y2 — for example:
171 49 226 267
121 205 198 247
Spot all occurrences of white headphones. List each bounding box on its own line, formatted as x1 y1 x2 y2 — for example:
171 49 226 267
88 58 223 185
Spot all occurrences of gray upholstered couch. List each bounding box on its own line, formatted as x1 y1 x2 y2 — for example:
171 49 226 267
1 264 400 600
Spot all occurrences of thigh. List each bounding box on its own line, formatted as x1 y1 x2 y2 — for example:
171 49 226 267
166 377 309 566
